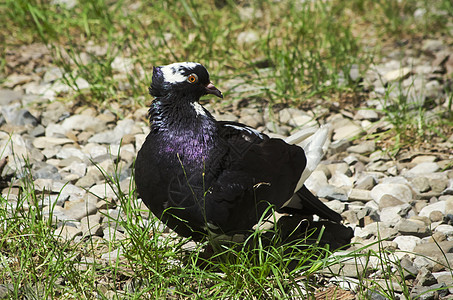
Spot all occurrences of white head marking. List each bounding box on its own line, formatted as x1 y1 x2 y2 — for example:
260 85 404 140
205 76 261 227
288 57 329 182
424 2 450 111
160 62 199 84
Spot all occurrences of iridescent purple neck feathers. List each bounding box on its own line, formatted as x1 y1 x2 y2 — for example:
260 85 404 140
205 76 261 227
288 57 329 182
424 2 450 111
149 99 217 161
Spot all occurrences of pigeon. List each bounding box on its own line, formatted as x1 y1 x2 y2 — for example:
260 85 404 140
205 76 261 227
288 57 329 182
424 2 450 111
135 62 342 242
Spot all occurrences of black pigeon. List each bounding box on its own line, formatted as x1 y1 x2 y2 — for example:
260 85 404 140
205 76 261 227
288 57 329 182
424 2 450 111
135 62 342 241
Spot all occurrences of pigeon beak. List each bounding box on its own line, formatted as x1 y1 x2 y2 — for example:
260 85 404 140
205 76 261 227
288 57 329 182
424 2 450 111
205 82 223 98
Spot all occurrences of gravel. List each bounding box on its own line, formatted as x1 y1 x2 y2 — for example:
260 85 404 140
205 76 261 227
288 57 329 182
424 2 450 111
1 37 453 298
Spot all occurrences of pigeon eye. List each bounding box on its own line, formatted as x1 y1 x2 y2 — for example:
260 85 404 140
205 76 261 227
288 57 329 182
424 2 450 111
187 74 198 83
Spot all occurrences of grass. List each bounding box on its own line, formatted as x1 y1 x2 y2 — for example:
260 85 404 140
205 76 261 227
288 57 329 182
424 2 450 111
1 146 453 299
1 0 453 298
2 0 452 148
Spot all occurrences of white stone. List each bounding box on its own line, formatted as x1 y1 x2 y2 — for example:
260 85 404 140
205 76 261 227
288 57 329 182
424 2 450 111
393 235 421 252
370 183 413 204
379 206 403 223
333 121 363 140
435 224 453 236
329 172 353 188
383 67 411 82
89 183 117 200
111 56 134 73
419 201 446 217
61 115 106 132
56 147 87 160
405 162 440 177
33 137 74 149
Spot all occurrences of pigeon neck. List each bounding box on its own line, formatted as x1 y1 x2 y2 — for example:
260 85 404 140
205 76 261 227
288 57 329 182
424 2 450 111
148 97 217 160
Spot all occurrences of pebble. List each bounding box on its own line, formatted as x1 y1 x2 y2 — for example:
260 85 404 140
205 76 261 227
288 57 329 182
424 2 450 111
63 198 97 220
355 175 377 190
405 162 440 177
413 241 453 258
393 235 421 252
435 224 453 236
0 89 23 105
347 141 375 154
54 224 82 240
395 219 430 237
370 183 414 204
332 120 363 140
419 201 446 218
348 189 372 202
1 34 453 296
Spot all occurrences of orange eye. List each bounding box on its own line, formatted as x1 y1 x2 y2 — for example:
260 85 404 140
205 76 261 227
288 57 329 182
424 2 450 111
187 74 198 83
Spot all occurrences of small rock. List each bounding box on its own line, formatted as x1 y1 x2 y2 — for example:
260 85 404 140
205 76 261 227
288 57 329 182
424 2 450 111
61 115 107 132
103 227 126 241
88 119 135 144
435 224 453 236
80 214 103 236
56 147 86 160
33 137 74 149
342 210 358 224
63 199 97 220
3 106 39 127
317 185 349 201
329 139 351 154
329 172 353 188
393 235 421 252
398 257 417 278
333 120 363 140
413 256 437 271
410 283 448 300
51 0 77 9
100 248 123 261
43 67 64 83
369 150 391 162
412 177 431 193
395 219 430 237
324 199 346 214
354 109 379 121
32 162 62 180
429 232 447 243
305 171 328 194
239 114 263 129
0 89 23 106
429 178 447 194
435 274 453 293
54 224 82 240
111 56 133 72
413 241 453 258
348 189 372 202
371 183 413 204
411 155 437 164
355 175 377 190
237 30 259 45
89 183 117 200
405 162 440 177
379 194 405 208
383 67 411 82
361 222 398 239
419 201 446 218
422 39 444 52
416 267 438 286
347 141 375 154
380 206 404 223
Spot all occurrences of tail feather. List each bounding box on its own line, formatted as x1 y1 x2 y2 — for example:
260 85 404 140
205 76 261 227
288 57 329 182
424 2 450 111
280 186 342 222
290 125 330 192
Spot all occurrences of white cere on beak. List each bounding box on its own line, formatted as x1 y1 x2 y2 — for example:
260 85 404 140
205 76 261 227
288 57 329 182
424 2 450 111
160 62 199 84
191 102 207 116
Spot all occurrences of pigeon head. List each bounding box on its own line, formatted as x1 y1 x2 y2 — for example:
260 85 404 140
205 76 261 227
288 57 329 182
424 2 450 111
149 62 223 100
